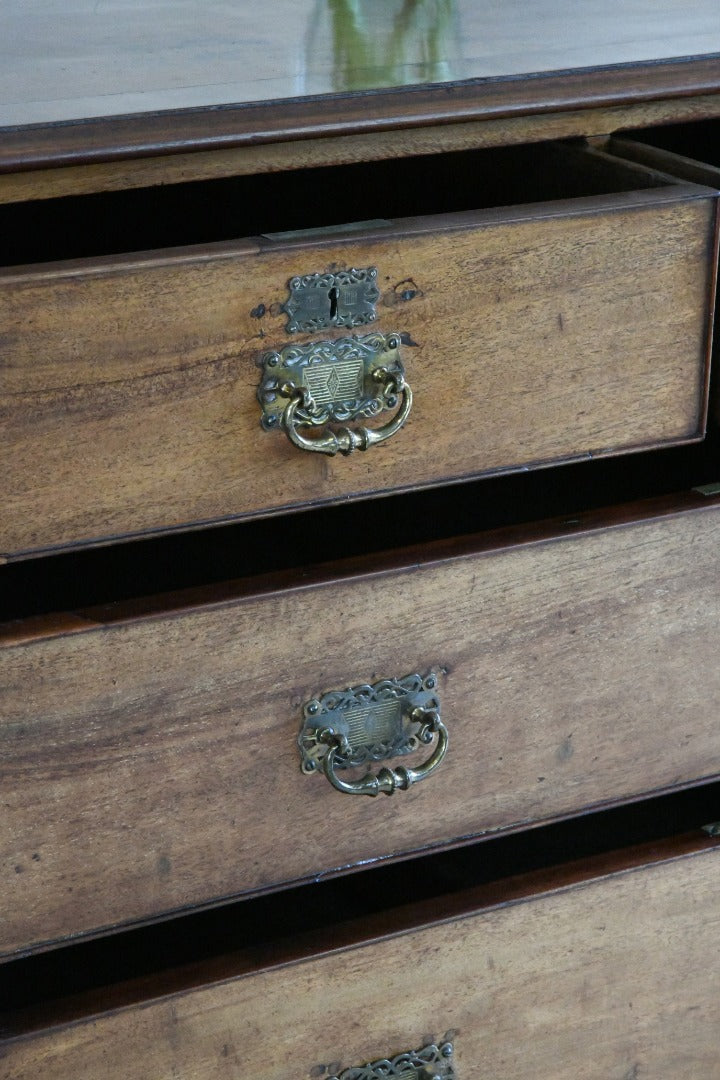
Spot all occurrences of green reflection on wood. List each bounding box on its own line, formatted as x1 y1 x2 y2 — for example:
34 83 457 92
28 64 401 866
326 0 460 91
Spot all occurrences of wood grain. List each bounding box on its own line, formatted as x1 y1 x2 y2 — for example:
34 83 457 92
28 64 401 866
3 55 720 172
607 135 720 196
1 838 718 1078
1 162 716 559
5 94 720 205
606 131 720 432
1 17 720 166
3 497 720 957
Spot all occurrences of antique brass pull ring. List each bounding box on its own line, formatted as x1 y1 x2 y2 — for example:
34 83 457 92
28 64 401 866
258 332 412 456
280 369 412 457
319 707 448 797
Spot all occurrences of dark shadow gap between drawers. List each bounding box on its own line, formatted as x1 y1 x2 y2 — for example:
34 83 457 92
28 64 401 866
1 433 719 623
0 138 667 266
618 118 720 170
1 781 719 1035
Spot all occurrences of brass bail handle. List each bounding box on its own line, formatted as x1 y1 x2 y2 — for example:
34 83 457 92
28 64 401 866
281 367 412 457
320 706 448 797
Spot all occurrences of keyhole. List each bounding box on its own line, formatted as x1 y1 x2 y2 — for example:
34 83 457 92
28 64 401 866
328 286 339 321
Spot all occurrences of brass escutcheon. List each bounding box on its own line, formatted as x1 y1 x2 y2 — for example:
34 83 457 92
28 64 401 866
257 332 412 457
284 266 379 333
298 673 447 798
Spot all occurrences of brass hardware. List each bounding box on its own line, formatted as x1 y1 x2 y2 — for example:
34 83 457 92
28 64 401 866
263 221 391 244
327 1040 456 1080
258 332 412 457
299 673 447 798
284 266 379 333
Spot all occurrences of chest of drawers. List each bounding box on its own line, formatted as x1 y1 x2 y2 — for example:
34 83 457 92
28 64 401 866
3 5 720 1077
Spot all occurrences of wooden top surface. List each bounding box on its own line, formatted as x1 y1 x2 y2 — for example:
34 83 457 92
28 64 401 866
3 0 719 126
2 2 720 168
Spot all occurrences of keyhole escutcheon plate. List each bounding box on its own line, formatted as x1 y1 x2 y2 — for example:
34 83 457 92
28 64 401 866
284 267 379 333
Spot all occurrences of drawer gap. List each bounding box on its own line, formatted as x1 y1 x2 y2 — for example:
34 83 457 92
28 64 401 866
612 118 720 175
1 780 719 1036
1 434 718 626
0 139 670 267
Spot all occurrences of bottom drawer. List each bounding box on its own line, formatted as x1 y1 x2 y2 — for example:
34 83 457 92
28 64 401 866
2 789 719 1078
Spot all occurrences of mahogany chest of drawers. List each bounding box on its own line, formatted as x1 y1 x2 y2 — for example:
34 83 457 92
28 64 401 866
2 5 720 1077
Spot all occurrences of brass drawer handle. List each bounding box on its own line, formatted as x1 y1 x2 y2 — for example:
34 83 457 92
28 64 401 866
298 673 448 798
322 709 447 796
258 332 412 457
282 372 412 456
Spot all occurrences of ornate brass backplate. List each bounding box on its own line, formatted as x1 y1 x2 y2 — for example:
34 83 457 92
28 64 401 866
298 673 448 797
258 331 403 430
327 1039 456 1080
284 266 379 333
299 673 439 773
257 332 411 457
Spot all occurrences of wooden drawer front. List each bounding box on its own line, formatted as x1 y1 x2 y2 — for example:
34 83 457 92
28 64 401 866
2 835 718 1078
1 145 717 559
3 492 720 957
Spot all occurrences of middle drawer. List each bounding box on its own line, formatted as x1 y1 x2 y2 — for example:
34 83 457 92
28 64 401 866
3 482 720 958
1 139 717 559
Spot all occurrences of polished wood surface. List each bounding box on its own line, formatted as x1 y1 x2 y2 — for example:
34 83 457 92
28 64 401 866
2 1 720 127
2 834 718 1078
1 5 720 173
610 132 720 190
2 145 716 559
5 94 720 205
2 9 720 1073
4 58 720 177
3 494 720 957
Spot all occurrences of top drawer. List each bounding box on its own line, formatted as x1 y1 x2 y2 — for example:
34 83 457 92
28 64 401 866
1 140 717 559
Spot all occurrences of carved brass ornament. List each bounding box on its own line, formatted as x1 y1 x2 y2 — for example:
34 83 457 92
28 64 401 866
258 332 412 457
299 673 448 797
327 1039 456 1080
284 266 379 333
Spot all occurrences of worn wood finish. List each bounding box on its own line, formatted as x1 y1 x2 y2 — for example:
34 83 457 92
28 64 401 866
607 129 720 430
2 836 718 1078
6 94 720 205
4 10 720 1070
2 47 720 170
2 165 716 559
3 495 720 956
609 133 720 190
